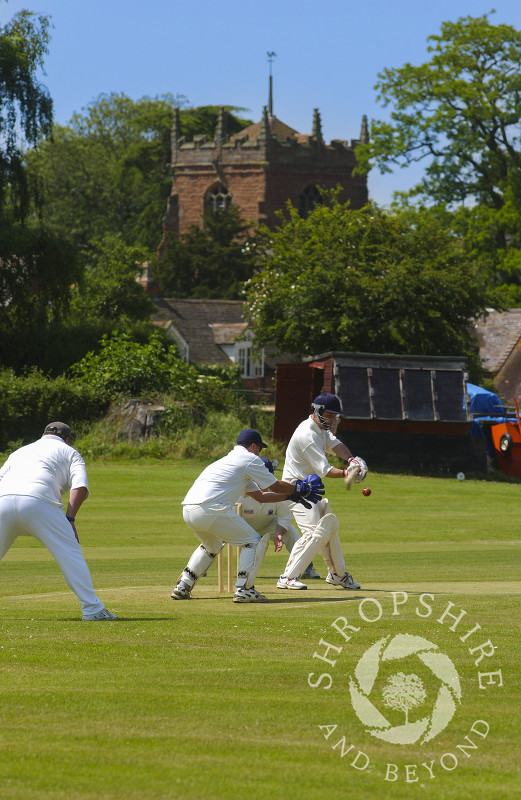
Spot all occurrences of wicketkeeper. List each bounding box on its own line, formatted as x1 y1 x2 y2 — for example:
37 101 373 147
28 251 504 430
171 429 324 603
277 393 367 591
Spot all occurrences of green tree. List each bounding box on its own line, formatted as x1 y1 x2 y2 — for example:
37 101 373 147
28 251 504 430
69 331 198 402
355 13 521 300
244 199 490 375
0 8 52 217
0 8 88 372
0 223 79 370
156 205 257 299
28 96 253 253
27 92 184 251
70 234 153 322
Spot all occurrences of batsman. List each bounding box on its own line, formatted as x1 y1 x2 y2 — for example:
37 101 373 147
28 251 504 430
277 393 367 591
171 429 324 603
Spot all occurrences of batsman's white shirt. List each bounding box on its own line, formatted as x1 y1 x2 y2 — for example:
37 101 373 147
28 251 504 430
282 416 341 482
183 446 275 510
0 434 89 506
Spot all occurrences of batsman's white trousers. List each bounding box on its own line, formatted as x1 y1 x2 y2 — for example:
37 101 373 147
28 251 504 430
183 503 261 585
0 495 104 615
284 497 346 578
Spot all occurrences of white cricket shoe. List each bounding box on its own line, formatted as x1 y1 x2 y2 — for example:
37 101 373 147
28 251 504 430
276 576 307 590
302 564 321 579
326 572 361 590
171 581 191 600
233 587 268 603
82 608 118 621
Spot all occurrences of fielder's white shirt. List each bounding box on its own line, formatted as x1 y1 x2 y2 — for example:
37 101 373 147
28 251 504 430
240 481 293 533
0 435 89 508
282 416 341 482
182 446 276 510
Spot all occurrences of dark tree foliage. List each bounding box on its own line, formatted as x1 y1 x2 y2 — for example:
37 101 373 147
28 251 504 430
155 205 257 299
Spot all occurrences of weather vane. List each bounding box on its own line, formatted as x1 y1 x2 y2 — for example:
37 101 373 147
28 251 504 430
267 51 277 117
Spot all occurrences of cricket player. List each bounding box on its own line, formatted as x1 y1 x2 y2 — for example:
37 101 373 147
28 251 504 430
171 428 323 603
240 457 321 579
276 393 367 591
0 422 118 621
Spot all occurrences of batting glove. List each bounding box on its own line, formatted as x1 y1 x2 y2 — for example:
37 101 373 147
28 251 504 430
348 456 368 481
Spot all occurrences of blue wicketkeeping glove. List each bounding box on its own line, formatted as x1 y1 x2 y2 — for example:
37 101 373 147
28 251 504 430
291 474 325 505
286 491 312 509
304 474 325 494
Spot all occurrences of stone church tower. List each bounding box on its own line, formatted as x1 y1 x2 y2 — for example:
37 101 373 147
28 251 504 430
161 104 369 238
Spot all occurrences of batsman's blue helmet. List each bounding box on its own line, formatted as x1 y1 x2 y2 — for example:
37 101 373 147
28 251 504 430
312 393 343 415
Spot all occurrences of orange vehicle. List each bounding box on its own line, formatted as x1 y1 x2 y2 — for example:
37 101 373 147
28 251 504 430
490 399 521 478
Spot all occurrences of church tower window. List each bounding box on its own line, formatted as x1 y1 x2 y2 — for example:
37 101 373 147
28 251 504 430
298 184 322 218
206 183 232 212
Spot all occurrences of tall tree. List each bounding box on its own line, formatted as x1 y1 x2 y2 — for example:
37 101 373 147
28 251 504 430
0 8 52 217
0 8 83 372
244 198 490 377
355 13 521 301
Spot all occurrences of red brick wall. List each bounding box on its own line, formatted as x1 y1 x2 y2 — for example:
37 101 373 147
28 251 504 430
165 131 368 235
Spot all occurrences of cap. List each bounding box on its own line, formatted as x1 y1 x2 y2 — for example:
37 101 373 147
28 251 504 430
260 456 274 473
236 428 268 449
43 421 71 440
312 393 343 414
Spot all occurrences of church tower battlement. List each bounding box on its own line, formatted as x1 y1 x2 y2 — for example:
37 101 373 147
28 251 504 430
162 104 369 237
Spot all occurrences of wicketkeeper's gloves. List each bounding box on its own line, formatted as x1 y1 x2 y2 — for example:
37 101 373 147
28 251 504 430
288 473 325 506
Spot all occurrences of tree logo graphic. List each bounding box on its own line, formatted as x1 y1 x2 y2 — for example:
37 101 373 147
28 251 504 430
349 634 462 745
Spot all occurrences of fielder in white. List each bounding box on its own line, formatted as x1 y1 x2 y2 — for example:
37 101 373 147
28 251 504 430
0 421 118 621
277 393 367 591
171 429 323 603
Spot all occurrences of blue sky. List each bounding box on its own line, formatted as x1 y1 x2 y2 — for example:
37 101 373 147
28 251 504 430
3 0 521 205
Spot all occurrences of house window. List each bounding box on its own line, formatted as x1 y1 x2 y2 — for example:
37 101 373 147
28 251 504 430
298 184 322 218
206 183 231 212
237 344 264 378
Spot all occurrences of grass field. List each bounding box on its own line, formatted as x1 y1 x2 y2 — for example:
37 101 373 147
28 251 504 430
0 462 519 800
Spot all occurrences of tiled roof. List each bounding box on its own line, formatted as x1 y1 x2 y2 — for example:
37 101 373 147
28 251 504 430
233 115 300 143
152 298 245 365
152 297 298 370
474 309 521 373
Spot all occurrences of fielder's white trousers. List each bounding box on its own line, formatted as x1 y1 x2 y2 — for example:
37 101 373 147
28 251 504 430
0 495 104 615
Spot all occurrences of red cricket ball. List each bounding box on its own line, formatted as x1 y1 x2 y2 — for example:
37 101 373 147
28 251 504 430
362 487 371 496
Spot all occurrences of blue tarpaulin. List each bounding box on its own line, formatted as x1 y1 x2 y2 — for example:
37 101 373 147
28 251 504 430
466 383 506 416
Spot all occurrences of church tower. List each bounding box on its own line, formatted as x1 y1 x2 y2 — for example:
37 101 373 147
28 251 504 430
162 76 368 238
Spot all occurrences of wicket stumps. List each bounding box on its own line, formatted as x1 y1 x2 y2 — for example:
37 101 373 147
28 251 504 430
217 502 243 592
217 543 241 592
